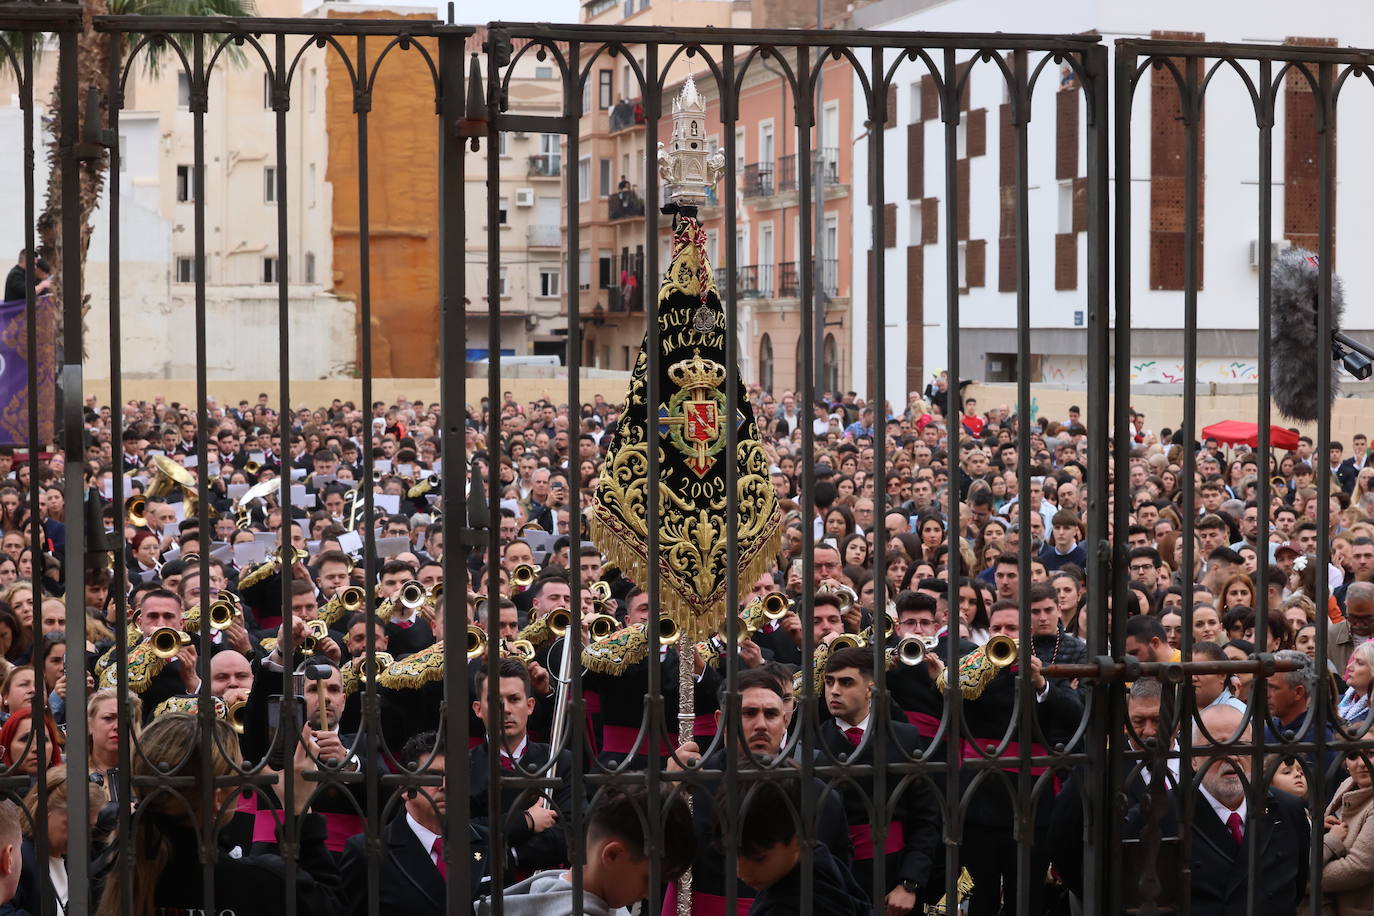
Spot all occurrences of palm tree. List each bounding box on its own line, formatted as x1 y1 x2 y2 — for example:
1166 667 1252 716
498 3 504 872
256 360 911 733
32 0 253 338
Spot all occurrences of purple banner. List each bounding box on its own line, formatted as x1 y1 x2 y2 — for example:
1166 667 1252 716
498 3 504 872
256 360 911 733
0 296 56 447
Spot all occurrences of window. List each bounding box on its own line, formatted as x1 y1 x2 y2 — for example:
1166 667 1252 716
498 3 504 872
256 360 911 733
622 64 631 100
582 80 591 116
264 166 277 203
174 257 194 283
176 165 193 202
538 269 561 297
535 66 553 80
910 201 924 245
118 135 127 172
578 156 591 202
498 197 509 225
599 249 613 289
540 134 561 173
307 164 316 208
308 69 317 112
1058 180 1074 234
759 334 774 393
263 256 279 284
177 72 191 109
304 252 316 284
956 242 967 289
498 267 508 296
599 70 613 109
578 249 591 290
263 72 273 109
599 159 612 197
909 81 921 122
498 132 509 157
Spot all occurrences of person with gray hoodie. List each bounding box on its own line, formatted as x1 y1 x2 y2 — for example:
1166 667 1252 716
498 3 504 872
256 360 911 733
477 783 695 916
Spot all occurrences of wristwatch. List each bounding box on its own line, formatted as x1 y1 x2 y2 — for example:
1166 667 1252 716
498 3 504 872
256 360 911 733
900 880 920 895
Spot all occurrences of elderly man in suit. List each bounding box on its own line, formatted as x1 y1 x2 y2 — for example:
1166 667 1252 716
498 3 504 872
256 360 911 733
1124 704 1309 915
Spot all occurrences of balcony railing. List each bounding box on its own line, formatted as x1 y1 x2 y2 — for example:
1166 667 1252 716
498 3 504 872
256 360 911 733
741 162 774 198
609 97 645 132
778 258 840 298
527 224 561 247
776 149 841 192
711 265 763 298
528 154 561 177
609 185 645 219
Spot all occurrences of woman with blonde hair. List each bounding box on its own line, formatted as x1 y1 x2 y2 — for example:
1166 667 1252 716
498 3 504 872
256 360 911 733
95 713 339 916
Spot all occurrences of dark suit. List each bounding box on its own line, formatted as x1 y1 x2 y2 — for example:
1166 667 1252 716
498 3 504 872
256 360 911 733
468 740 573 872
339 809 491 914
0 838 57 916
1123 787 1309 916
817 718 942 905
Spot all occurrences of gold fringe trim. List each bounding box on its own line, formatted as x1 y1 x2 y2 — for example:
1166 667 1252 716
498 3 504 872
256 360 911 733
376 641 445 690
588 503 782 644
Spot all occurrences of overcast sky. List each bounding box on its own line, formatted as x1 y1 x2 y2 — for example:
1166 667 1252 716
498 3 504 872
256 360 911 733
441 0 581 23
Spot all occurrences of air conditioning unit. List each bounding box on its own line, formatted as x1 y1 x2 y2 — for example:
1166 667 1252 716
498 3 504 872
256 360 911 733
515 188 535 207
1249 238 1292 269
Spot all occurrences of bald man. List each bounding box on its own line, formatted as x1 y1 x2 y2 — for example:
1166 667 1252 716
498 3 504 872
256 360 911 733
1124 704 1308 915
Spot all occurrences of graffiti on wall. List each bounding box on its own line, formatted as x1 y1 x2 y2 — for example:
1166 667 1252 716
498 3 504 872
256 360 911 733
1038 355 1261 385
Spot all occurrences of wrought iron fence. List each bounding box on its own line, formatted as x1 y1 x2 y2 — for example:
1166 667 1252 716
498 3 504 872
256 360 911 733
0 7 1367 916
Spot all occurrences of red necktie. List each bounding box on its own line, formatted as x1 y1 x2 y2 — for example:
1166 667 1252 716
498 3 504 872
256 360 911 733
844 726 863 748
431 837 446 878
1226 812 1243 845
499 755 514 771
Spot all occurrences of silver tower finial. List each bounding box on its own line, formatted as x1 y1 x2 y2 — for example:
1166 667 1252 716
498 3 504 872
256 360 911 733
657 74 724 208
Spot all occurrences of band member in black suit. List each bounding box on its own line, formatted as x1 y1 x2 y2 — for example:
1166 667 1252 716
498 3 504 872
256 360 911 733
669 666 856 914
1123 704 1310 916
819 647 943 912
340 730 491 914
924 590 1084 916
469 658 572 875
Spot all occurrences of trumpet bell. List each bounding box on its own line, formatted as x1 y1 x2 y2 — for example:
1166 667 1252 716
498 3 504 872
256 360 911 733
150 627 191 660
467 625 487 660
546 607 571 638
984 634 1018 668
357 652 394 683
125 495 148 528
243 460 261 475
830 633 865 652
339 586 366 613
227 701 248 735
588 613 619 641
471 593 488 616
510 564 539 592
208 600 239 631
658 615 679 647
301 619 330 654
761 592 790 620
399 580 428 610
589 581 612 601
504 639 536 663
893 636 927 666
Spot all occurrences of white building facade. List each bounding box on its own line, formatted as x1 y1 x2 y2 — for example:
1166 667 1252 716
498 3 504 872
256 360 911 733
851 0 1374 401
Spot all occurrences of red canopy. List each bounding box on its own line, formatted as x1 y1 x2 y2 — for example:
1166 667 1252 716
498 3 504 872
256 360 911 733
1201 420 1300 450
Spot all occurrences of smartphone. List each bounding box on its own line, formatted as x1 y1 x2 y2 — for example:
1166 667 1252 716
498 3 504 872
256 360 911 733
266 694 306 770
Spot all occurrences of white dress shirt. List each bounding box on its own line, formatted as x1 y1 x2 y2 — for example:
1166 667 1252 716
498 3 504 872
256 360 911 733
1198 784 1247 837
406 811 442 868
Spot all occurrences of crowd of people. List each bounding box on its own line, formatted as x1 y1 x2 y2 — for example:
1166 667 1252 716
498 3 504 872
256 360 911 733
0 379 1368 915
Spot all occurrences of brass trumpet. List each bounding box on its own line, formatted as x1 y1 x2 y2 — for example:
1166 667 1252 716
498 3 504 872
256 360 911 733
150 627 193 659
890 636 928 667
510 564 539 592
545 607 572 639
468 624 486 660
398 579 428 610
339 586 366 613
354 651 394 683
503 639 536 663
829 632 866 651
470 593 488 616
588 613 619 641
227 701 248 735
125 495 149 528
243 460 261 476
301 619 330 654
658 615 680 647
208 598 241 631
984 634 1018 667
761 592 791 619
589 581 612 602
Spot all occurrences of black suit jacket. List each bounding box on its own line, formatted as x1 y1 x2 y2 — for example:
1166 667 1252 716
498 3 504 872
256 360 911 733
1123 787 1309 916
0 838 55 916
816 718 942 897
468 740 572 871
339 809 490 914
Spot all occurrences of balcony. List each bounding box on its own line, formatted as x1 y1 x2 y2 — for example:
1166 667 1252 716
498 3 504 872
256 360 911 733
528 154 561 177
711 265 763 298
527 225 561 247
779 258 840 298
609 185 645 220
776 148 841 192
609 269 644 312
609 97 645 132
741 162 774 198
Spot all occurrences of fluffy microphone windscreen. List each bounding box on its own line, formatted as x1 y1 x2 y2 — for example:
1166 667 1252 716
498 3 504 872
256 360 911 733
1271 246 1343 423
